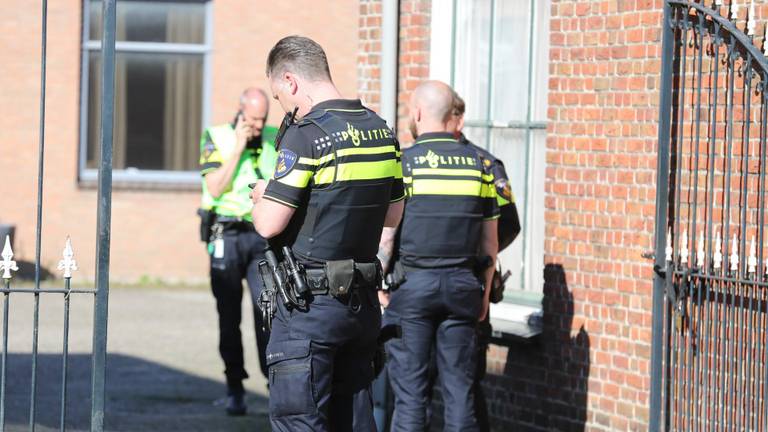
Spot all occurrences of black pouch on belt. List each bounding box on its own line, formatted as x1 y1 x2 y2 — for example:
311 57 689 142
326 259 355 297
355 262 379 287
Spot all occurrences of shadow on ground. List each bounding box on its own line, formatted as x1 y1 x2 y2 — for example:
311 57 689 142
5 353 269 432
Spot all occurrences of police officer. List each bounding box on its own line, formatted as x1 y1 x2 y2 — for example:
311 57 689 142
380 80 499 431
249 36 405 431
452 91 521 432
199 87 278 415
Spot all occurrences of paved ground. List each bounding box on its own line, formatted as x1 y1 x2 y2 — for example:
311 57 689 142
3 286 271 431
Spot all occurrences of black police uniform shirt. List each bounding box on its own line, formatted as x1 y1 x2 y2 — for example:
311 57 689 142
460 134 520 250
262 99 405 265
399 132 500 269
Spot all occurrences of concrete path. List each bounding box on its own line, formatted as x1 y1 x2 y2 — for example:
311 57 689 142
3 287 270 431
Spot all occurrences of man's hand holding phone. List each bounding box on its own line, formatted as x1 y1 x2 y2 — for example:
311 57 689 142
234 113 252 153
248 180 268 204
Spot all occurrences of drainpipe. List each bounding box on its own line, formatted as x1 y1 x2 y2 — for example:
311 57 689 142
380 0 399 132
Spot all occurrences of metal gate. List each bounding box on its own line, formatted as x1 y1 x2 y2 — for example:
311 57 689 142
651 1 768 431
0 1 116 431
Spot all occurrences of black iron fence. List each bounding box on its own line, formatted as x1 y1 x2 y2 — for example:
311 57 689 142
651 1 768 430
0 1 116 431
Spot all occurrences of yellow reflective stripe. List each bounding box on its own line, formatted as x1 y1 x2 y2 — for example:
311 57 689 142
403 176 413 184
299 157 319 166
484 214 501 221
276 169 313 188
482 173 494 182
412 179 482 196
393 161 403 179
337 145 396 157
415 138 456 144
314 160 400 185
412 168 481 178
481 183 497 198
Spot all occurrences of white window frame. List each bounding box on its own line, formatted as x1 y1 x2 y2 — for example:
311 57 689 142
78 0 213 185
430 0 549 325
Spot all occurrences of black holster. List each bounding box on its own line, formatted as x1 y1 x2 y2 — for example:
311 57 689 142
196 208 215 242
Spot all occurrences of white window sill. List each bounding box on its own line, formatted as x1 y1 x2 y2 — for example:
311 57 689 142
489 292 543 342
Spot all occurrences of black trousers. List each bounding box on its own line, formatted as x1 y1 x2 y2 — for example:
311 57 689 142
209 227 269 394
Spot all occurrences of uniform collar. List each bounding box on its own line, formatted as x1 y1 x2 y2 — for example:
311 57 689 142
414 132 458 144
309 99 365 113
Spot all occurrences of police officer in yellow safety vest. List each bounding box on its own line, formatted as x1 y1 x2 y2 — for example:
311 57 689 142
198 87 278 416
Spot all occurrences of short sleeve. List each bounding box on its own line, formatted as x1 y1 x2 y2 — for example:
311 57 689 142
389 138 406 202
492 160 515 207
262 127 316 208
481 165 500 220
199 129 223 176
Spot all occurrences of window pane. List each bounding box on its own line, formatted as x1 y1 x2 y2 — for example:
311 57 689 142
491 0 531 122
89 1 206 44
87 52 203 171
453 0 491 121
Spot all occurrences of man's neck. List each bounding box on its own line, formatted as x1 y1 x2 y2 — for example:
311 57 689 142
298 82 344 117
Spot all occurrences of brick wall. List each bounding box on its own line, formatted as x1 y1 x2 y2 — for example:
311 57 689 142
0 0 358 283
532 1 664 429
357 0 431 142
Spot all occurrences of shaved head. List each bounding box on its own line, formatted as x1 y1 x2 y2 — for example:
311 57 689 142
238 87 270 138
408 80 461 139
240 87 269 108
412 80 456 123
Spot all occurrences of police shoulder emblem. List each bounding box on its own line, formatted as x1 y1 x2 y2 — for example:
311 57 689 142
202 141 216 161
274 149 298 179
495 178 512 200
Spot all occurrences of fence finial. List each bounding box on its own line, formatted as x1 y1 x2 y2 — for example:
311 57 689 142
714 232 723 270
748 235 757 274
681 229 689 265
57 236 78 279
1 235 18 280
697 231 705 268
747 0 756 36
731 0 740 20
665 228 673 262
730 232 740 272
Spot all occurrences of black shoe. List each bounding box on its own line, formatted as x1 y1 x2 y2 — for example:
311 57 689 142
225 393 247 416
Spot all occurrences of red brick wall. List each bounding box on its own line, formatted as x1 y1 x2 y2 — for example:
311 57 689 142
536 1 664 429
357 0 431 143
0 0 359 283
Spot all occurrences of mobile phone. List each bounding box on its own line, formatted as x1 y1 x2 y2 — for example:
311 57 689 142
232 110 243 127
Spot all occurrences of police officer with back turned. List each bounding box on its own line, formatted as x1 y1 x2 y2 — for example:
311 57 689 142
249 35 405 431
379 80 499 431
198 87 277 416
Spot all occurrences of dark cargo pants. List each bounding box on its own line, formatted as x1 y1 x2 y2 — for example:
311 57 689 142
209 227 269 393
384 267 482 432
266 284 381 432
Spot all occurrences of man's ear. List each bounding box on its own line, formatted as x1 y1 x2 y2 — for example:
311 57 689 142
457 115 465 131
284 72 299 95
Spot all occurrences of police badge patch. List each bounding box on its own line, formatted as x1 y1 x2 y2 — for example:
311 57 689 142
495 178 512 201
274 149 298 179
202 141 216 161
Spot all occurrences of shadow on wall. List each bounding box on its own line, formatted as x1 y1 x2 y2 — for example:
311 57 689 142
5 353 269 431
487 263 591 431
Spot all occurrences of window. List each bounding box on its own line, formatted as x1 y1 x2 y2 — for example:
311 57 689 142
430 0 549 311
80 0 211 183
